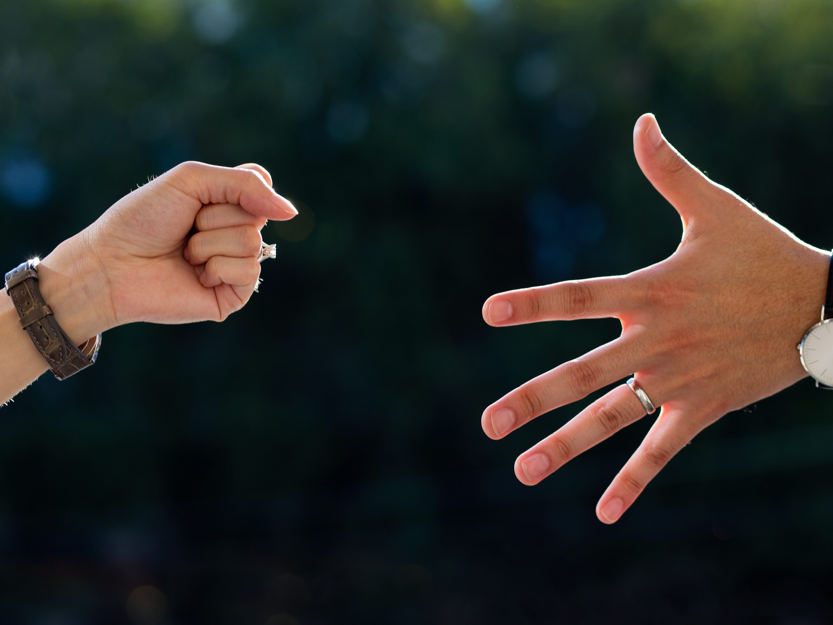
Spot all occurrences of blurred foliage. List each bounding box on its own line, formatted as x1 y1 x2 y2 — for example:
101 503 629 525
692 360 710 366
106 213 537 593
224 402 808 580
3 0 833 623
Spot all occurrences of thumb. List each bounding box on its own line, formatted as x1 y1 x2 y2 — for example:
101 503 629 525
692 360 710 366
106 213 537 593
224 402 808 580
633 113 717 226
168 161 298 221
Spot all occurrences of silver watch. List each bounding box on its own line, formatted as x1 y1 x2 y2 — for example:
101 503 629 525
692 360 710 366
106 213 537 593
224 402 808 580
798 252 833 389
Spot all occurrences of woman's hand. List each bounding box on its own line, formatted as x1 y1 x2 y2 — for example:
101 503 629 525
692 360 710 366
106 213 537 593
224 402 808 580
481 114 830 524
38 162 296 344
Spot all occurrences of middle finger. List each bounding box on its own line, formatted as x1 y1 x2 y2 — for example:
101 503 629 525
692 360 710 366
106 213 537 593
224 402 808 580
186 225 263 265
482 331 649 439
514 383 650 485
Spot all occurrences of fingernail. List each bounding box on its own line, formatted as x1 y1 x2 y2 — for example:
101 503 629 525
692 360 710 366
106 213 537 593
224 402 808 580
491 408 515 437
600 497 624 523
646 114 663 148
273 191 299 216
488 300 513 323
521 453 550 482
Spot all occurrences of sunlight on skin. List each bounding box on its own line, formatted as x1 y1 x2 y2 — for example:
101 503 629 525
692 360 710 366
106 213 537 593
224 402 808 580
0 162 297 405
482 113 830 524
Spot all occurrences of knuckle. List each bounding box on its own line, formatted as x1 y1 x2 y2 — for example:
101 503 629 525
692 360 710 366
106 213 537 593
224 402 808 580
664 325 699 352
661 150 689 177
204 257 219 279
643 273 698 312
620 473 643 496
173 160 202 179
195 207 213 231
595 402 627 435
551 437 572 462
248 165 272 185
524 288 542 321
641 444 674 470
565 360 601 398
246 258 262 282
240 227 263 254
564 281 595 318
241 167 264 188
517 387 543 419
189 234 206 260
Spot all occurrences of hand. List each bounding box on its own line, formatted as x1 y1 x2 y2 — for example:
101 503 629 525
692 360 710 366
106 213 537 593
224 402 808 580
38 162 296 343
481 113 830 524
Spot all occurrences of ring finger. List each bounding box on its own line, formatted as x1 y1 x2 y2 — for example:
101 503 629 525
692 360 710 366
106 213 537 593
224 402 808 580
514 383 653 485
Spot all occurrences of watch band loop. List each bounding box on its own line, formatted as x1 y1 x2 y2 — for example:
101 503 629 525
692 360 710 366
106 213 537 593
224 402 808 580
19 304 54 329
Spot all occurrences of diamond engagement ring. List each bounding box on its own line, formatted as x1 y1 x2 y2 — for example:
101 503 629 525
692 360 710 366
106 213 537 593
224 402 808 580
257 242 277 263
626 377 657 415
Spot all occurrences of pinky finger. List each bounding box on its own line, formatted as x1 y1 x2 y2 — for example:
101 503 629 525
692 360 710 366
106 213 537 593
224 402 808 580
199 255 261 289
595 407 696 524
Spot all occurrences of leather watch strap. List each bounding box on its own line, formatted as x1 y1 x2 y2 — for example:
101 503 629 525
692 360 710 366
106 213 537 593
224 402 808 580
825 250 833 320
4 259 101 381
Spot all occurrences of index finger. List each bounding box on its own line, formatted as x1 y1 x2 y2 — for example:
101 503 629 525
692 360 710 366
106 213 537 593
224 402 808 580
169 161 298 221
483 276 641 327
236 163 273 188
195 203 268 232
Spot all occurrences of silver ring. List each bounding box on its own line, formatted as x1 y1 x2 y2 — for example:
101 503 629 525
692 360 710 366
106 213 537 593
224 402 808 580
626 377 656 414
257 242 276 263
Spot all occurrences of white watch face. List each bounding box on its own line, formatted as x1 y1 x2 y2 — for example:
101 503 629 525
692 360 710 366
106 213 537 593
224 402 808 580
800 320 833 386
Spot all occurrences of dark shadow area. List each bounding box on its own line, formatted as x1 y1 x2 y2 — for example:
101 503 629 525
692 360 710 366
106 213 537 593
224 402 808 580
2 0 833 622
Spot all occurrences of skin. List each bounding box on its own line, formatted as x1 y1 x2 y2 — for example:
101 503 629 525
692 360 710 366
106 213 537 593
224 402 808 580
482 113 831 524
0 161 297 404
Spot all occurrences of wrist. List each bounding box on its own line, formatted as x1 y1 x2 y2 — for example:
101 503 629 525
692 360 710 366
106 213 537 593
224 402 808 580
37 232 116 345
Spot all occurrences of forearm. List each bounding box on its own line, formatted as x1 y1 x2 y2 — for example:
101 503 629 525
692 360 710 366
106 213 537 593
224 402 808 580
0 233 112 404
0 291 51 403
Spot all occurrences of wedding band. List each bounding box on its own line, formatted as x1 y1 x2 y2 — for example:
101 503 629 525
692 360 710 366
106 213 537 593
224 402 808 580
626 377 656 414
257 242 277 263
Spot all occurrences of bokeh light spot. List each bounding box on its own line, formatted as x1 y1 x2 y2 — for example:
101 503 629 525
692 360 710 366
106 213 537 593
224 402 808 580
126 586 168 625
464 0 502 15
273 202 315 242
0 157 52 208
191 0 243 44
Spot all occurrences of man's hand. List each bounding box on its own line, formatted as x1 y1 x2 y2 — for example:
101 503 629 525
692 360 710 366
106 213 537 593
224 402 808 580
481 114 830 524
38 162 296 343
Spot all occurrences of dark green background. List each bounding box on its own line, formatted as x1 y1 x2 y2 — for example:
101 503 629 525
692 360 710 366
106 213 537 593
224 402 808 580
2 0 833 623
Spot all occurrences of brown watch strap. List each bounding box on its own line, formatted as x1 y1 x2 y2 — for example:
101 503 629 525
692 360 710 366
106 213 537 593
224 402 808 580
4 259 101 381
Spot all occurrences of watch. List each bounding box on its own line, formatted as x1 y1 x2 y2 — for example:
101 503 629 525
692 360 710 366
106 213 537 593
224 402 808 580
4 258 101 380
798 251 833 389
